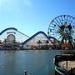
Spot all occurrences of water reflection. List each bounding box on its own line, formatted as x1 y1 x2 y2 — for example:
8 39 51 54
0 50 62 75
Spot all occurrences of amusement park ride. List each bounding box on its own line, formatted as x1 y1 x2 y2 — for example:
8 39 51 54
0 15 75 50
48 15 75 50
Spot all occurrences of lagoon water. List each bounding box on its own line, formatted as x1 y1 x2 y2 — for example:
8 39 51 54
0 50 63 75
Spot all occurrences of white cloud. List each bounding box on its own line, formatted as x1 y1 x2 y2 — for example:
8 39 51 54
24 0 32 7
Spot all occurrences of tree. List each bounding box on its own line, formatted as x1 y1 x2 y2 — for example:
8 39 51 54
45 40 49 49
46 40 49 44
37 40 42 49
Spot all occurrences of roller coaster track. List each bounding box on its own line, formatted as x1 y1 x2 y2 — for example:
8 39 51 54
0 27 29 38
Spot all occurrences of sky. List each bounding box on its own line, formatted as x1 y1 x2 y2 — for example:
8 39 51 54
0 0 75 37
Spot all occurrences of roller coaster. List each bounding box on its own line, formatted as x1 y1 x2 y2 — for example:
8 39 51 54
0 27 58 50
0 15 75 50
0 27 29 50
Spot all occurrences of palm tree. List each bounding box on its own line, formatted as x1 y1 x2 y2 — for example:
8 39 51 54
45 40 49 49
37 40 42 49
46 40 49 44
4 39 7 46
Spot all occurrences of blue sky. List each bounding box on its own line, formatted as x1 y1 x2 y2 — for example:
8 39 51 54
0 0 75 36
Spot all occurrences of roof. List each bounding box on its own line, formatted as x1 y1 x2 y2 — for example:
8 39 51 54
55 55 75 62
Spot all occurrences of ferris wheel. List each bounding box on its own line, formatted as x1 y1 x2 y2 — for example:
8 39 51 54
48 15 75 41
